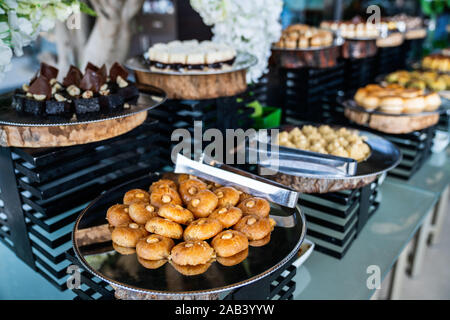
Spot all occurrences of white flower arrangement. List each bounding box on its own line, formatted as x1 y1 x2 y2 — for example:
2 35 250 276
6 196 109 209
0 0 94 81
191 0 283 83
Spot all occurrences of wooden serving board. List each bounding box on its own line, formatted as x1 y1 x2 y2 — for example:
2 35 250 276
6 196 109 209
0 111 147 148
134 70 247 100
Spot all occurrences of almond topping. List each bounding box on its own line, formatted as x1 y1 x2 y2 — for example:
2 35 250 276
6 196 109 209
136 193 145 198
146 237 159 244
162 195 171 203
185 243 193 248
247 217 257 225
146 205 154 212
216 191 224 198
188 187 197 195
221 232 233 240
218 208 228 214
129 223 139 229
246 200 256 208
191 199 200 207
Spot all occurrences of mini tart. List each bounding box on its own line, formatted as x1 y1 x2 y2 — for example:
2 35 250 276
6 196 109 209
211 230 248 257
170 261 212 276
112 242 136 255
249 233 271 247
214 187 240 207
123 189 150 205
216 248 249 266
137 256 167 269
170 240 215 266
183 218 223 241
237 197 271 218
403 97 425 114
209 206 243 228
136 234 175 260
179 178 207 204
150 186 182 208
149 179 177 193
145 217 183 239
187 189 219 218
158 203 194 225
111 223 148 248
128 202 158 225
106 204 132 227
233 215 276 241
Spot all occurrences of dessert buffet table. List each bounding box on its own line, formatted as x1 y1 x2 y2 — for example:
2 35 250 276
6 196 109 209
0 147 448 300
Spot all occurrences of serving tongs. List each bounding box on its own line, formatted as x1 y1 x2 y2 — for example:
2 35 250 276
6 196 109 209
174 153 300 227
246 133 358 177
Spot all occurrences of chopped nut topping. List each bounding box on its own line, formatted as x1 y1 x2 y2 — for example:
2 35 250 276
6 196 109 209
67 85 80 97
145 205 154 212
82 90 94 99
49 78 57 85
146 237 160 244
185 243 193 248
99 89 110 96
216 191 224 198
123 103 130 109
218 208 228 214
162 195 171 203
191 199 200 207
188 187 197 195
22 84 29 92
53 83 62 91
26 92 33 98
54 93 67 102
129 223 139 229
100 84 108 91
33 94 47 101
246 200 256 208
247 217 257 225
221 232 233 240
117 76 128 88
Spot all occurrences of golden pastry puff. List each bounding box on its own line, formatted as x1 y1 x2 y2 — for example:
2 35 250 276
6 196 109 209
237 197 271 218
150 186 182 208
123 189 150 205
106 204 132 227
187 190 219 218
170 240 215 266
183 218 223 241
179 178 207 204
233 215 276 241
138 257 167 270
128 202 158 225
209 206 243 228
170 261 212 276
136 234 175 260
149 179 177 193
216 248 249 267
158 203 194 225
145 216 183 239
214 187 241 207
211 230 249 258
111 223 148 248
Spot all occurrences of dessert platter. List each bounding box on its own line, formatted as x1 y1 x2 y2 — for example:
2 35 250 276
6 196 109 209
0 62 166 148
72 154 305 299
125 40 257 100
253 124 401 194
385 14 427 40
342 84 443 134
271 24 344 69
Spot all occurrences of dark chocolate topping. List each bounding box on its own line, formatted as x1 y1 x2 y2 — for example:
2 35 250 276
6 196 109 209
40 62 59 80
63 65 83 87
110 62 129 82
28 76 52 99
80 69 102 93
85 62 100 73
98 64 107 85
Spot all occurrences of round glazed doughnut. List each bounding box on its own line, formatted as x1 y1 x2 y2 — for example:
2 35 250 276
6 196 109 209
216 248 249 266
123 189 150 205
187 190 219 218
170 261 212 276
233 215 275 241
128 202 158 225
136 234 175 260
170 240 215 266
106 204 132 227
211 230 249 257
209 206 242 228
179 178 207 203
149 179 177 193
237 197 271 218
112 242 136 255
183 218 223 241
214 187 240 207
249 233 271 247
137 256 167 269
150 186 182 208
158 204 194 225
145 217 183 239
111 223 148 247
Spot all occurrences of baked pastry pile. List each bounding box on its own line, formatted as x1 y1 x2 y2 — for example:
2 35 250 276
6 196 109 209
147 40 236 72
274 24 334 49
106 174 276 276
354 84 442 114
277 125 370 162
422 54 450 73
385 70 450 92
320 20 380 39
12 62 139 117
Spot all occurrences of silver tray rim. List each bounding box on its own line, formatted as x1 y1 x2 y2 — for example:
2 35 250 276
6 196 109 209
125 51 257 76
71 173 307 297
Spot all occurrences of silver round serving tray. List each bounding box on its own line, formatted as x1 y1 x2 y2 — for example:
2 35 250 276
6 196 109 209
125 51 257 77
0 83 167 127
72 173 306 297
